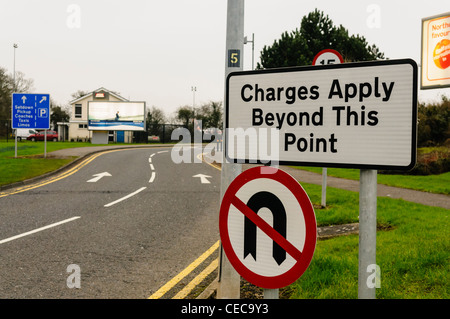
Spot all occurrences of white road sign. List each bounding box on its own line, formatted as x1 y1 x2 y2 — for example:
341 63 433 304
225 59 418 170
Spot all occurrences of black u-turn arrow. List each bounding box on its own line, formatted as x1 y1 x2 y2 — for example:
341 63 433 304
244 191 287 265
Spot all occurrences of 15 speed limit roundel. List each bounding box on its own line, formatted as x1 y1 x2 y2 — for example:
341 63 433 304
219 166 317 289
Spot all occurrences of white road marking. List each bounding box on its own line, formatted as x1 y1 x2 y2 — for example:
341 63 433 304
104 187 147 207
87 172 112 183
149 172 156 183
192 174 212 184
157 150 168 154
0 216 81 245
150 164 155 171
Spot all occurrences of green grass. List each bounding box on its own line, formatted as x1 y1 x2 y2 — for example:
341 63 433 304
0 141 105 187
292 166 450 195
286 183 449 299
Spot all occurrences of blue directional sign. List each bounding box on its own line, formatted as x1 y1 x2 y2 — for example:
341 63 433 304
12 93 50 129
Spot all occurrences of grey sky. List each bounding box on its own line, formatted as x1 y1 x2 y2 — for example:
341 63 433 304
1 0 448 117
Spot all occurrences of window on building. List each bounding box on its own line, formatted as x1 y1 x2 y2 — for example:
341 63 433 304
75 104 82 118
78 124 87 129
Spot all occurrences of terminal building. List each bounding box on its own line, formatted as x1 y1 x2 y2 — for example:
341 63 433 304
67 87 134 143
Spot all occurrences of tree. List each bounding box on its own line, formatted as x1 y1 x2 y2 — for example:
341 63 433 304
176 106 195 127
257 9 385 69
70 90 90 100
146 106 166 135
417 95 450 146
50 104 70 129
0 66 34 121
175 101 223 130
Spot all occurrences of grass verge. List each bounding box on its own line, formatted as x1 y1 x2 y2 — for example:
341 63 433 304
285 183 449 299
292 166 450 195
0 141 102 187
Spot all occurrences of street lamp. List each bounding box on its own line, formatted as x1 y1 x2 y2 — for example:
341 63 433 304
13 43 18 157
191 86 197 107
244 33 254 70
13 43 18 92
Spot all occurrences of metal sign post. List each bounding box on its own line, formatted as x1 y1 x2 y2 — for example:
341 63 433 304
358 169 377 299
217 0 244 299
312 49 344 209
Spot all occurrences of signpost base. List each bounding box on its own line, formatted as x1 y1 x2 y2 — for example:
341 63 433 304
217 246 241 299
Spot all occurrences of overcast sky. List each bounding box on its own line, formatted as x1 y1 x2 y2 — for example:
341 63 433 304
1 0 448 117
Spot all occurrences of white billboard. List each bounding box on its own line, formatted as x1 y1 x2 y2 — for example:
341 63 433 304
88 101 146 131
225 59 418 170
421 12 450 89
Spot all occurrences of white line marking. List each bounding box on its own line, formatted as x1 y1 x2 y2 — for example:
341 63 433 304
148 158 152 163
150 153 156 157
0 216 81 245
104 187 147 207
150 164 155 171
149 172 156 183
157 150 168 154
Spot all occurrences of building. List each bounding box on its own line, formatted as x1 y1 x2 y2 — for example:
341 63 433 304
68 87 132 143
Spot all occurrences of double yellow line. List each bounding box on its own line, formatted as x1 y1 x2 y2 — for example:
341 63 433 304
149 152 222 299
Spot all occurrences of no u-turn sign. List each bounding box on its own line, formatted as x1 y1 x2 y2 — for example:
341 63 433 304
219 166 317 289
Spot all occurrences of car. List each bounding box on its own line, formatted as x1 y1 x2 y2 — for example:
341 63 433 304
27 130 58 142
15 128 37 142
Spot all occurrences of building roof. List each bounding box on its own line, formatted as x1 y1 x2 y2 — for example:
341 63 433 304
69 87 128 104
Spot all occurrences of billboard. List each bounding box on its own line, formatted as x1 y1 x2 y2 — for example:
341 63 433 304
421 12 450 89
88 101 146 131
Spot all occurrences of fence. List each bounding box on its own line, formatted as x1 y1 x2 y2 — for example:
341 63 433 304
0 120 220 144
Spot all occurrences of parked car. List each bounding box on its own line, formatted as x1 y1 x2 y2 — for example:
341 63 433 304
15 128 37 142
27 130 58 142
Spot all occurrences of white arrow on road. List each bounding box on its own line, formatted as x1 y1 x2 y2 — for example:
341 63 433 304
87 172 112 183
193 174 212 184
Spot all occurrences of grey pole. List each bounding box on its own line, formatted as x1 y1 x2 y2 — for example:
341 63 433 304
321 167 327 207
217 0 244 299
358 169 377 299
13 44 18 158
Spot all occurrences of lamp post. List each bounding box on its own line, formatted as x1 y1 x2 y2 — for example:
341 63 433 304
13 43 18 157
191 86 196 107
13 43 17 91
244 33 254 70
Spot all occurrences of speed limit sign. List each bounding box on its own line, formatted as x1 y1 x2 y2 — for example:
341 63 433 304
312 49 344 66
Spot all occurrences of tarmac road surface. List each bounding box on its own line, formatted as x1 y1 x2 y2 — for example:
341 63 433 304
0 146 221 298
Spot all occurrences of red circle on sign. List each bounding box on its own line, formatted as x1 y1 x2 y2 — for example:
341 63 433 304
312 49 344 65
219 166 317 289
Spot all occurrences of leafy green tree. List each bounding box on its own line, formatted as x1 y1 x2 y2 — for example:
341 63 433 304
418 95 450 146
50 104 70 129
176 106 195 128
147 106 166 135
257 9 385 69
0 67 34 121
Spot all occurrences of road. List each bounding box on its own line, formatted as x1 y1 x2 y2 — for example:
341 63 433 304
0 146 221 298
